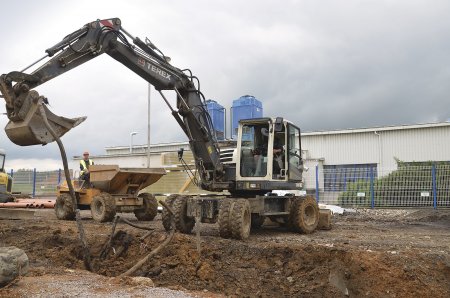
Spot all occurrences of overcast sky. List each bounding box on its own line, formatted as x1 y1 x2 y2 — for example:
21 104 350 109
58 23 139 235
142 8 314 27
1 0 450 169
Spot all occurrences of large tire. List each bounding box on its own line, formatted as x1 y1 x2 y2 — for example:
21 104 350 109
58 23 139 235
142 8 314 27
230 199 251 240
55 193 76 220
162 194 178 231
218 199 234 238
251 214 265 230
0 194 13 203
291 196 319 234
134 193 158 221
172 195 195 234
90 193 116 222
286 198 299 230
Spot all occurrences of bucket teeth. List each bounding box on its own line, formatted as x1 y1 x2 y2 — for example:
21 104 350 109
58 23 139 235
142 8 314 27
4 91 86 146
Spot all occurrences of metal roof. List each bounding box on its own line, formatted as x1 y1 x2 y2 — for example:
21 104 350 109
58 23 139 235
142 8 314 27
302 121 450 136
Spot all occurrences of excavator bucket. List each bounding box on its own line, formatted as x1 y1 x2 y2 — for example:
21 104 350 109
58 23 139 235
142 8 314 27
4 91 86 146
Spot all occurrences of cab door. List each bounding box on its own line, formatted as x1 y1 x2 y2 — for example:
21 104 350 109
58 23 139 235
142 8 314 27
287 124 303 182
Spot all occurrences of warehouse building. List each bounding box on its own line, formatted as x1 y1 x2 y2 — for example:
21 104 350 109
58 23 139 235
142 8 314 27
301 121 450 203
74 121 450 199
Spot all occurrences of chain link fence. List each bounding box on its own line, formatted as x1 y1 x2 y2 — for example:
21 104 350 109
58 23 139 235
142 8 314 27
311 164 450 208
9 169 64 197
7 164 450 209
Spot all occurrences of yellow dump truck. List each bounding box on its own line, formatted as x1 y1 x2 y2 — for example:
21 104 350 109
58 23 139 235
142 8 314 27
56 165 166 222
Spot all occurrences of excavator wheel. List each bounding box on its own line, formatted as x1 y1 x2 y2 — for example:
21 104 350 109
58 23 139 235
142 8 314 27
286 198 299 230
251 214 265 230
218 199 234 238
172 195 195 234
134 193 158 221
230 199 251 240
90 193 116 223
55 193 76 220
291 195 319 234
162 194 178 231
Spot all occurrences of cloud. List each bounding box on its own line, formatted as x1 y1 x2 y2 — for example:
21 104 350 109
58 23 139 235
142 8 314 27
1 0 450 167
5 158 64 172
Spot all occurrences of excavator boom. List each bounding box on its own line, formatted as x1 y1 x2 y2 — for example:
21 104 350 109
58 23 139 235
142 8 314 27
0 18 228 191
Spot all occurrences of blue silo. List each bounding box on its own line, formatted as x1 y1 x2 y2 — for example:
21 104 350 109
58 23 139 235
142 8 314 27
205 99 225 140
231 95 263 139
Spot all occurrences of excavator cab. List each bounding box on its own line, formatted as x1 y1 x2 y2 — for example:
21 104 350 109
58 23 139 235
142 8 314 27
236 117 304 192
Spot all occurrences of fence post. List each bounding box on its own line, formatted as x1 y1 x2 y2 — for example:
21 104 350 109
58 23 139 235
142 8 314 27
58 168 62 185
315 165 319 203
370 167 375 209
344 171 347 191
432 165 437 209
32 168 37 198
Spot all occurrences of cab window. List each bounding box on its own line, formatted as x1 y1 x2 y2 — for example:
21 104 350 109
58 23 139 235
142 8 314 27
240 123 269 177
288 125 302 181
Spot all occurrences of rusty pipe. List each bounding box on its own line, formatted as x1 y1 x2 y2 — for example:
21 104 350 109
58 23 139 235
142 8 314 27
16 199 38 203
0 202 29 208
43 202 55 208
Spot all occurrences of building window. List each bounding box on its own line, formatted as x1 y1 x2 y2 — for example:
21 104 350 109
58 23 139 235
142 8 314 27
324 164 377 191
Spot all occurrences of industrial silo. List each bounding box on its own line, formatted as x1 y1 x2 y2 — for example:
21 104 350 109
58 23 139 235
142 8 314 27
231 95 263 139
205 99 225 140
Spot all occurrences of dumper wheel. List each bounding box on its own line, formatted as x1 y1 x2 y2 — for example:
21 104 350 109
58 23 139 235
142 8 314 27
251 214 265 230
218 199 234 238
91 193 116 222
291 195 319 234
230 199 251 240
0 194 13 203
55 193 76 220
162 194 178 231
172 195 195 234
134 193 158 221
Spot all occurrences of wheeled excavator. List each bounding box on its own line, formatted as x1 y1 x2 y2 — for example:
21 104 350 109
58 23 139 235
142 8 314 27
0 18 321 240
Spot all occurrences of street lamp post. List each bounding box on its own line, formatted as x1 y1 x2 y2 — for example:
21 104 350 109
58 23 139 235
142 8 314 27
147 83 151 168
130 132 138 154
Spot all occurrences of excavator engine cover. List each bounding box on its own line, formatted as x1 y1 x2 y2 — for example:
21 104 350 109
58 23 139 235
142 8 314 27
4 91 86 146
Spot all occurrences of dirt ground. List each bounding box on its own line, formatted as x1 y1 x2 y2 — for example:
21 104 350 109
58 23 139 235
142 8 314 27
0 207 449 297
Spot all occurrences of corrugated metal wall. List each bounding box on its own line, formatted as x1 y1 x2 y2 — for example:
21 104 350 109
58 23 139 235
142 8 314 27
302 124 450 170
379 126 450 168
303 132 379 165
